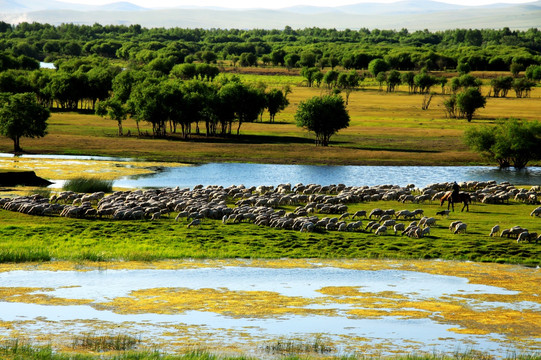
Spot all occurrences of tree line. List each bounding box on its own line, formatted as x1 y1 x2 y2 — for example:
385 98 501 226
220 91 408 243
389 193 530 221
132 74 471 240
1 22 540 73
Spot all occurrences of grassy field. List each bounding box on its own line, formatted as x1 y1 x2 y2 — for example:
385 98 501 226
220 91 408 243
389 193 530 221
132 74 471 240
1 198 539 266
0 80 539 166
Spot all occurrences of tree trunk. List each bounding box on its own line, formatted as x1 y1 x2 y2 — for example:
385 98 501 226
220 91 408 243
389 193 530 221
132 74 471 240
13 136 21 153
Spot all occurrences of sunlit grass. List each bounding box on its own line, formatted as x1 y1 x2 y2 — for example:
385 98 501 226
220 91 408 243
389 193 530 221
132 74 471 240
0 80 539 167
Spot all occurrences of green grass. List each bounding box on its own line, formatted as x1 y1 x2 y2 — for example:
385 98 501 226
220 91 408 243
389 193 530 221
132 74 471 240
0 199 539 266
62 177 113 193
0 339 539 360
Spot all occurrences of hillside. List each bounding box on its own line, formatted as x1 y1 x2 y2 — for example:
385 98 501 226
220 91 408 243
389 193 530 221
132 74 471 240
0 0 540 30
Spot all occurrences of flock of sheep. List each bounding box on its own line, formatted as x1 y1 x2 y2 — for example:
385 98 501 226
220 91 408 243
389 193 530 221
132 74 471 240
0 180 539 242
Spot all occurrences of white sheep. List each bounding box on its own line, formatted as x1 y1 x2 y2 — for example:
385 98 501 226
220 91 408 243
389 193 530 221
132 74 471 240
375 225 387 236
454 223 467 234
489 225 500 237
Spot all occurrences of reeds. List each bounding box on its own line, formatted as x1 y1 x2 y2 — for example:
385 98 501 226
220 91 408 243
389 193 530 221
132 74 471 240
71 333 140 352
262 336 334 355
0 248 51 263
62 177 113 193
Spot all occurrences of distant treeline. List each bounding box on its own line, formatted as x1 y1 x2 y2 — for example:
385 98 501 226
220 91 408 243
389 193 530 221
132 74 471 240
0 22 540 72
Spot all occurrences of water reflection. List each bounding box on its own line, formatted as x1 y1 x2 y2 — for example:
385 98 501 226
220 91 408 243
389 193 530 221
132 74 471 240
0 264 534 357
116 163 541 189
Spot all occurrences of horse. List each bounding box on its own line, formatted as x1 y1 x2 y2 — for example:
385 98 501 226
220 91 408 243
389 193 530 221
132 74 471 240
440 191 471 212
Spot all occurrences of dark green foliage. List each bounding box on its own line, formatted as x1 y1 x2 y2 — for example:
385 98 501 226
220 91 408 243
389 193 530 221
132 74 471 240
295 95 350 146
265 88 289 122
0 92 50 152
490 76 513 97
300 67 321 87
62 177 113 193
368 58 389 77
464 119 541 169
456 87 486 122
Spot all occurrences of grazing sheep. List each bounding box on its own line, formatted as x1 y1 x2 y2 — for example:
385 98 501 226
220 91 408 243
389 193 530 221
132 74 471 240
352 210 366 219
339 212 350 220
500 229 511 237
489 225 500 237
454 223 467 234
449 221 462 232
530 207 541 217
375 225 387 236
393 223 405 235
187 219 201 228
369 208 383 219
422 227 431 236
517 231 530 243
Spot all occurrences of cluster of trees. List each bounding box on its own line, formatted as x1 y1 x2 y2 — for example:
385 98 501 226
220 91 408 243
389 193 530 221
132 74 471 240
97 72 290 138
1 22 540 73
465 119 541 169
0 56 120 110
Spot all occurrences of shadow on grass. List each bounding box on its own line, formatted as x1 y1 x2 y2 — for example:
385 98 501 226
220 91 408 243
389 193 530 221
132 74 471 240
340 145 441 153
139 133 316 145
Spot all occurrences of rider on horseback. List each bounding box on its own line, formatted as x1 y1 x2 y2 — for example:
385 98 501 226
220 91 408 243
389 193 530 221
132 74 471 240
452 181 460 202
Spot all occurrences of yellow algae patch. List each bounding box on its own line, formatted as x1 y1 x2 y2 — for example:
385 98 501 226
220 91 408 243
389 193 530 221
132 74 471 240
0 287 93 306
0 157 186 181
96 287 334 318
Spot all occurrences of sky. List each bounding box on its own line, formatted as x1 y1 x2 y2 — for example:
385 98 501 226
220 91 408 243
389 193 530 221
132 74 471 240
59 0 539 9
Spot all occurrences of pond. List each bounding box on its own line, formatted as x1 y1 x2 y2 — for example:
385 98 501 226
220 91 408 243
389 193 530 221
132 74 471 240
0 259 539 357
1 153 540 189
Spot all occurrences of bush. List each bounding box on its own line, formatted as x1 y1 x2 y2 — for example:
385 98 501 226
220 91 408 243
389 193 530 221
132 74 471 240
62 177 113 193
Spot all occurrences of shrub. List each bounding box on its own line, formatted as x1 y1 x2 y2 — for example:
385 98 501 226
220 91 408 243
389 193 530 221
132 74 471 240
62 177 113 193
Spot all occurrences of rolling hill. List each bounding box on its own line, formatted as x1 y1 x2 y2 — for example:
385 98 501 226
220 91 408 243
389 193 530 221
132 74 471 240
0 0 540 30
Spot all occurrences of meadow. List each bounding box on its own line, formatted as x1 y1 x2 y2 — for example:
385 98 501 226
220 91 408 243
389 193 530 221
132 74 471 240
0 197 539 266
0 78 540 167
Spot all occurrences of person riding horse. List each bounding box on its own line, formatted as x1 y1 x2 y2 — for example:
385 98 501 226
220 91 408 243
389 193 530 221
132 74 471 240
452 182 460 202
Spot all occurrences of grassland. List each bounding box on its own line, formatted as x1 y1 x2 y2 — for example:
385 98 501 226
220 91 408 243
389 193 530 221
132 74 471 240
0 198 539 266
0 80 539 166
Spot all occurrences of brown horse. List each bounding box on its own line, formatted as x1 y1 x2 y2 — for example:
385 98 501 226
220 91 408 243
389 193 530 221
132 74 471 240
440 191 471 212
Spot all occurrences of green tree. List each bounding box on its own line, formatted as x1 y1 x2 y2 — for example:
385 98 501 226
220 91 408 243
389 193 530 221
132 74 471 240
464 119 541 169
284 54 300 70
401 71 415 93
490 76 513 98
368 58 389 77
385 70 401 92
266 88 289 123
512 78 535 98
96 97 128 136
0 92 50 152
337 70 361 105
323 70 339 89
295 95 350 146
301 67 322 88
456 87 486 122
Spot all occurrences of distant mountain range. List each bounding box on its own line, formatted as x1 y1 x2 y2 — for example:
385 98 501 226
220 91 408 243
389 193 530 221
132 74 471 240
1 0 540 30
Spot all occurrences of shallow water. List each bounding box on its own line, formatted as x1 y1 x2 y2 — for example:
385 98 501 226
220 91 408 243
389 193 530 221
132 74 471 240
0 262 539 357
113 163 541 189
2 153 540 188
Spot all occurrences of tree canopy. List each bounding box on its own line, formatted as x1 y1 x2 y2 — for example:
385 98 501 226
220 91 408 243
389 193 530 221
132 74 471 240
0 92 50 152
295 95 350 146
464 119 541 169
